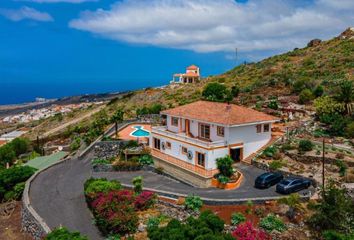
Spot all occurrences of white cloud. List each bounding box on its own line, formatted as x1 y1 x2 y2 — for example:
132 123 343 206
0 6 53 22
18 0 97 3
69 0 354 54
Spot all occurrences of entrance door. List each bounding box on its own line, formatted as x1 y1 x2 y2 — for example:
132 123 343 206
230 148 242 162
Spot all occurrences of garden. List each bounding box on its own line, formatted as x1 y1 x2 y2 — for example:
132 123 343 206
92 140 154 172
211 155 243 190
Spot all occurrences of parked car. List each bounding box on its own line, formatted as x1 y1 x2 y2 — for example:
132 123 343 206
254 172 283 189
276 178 311 194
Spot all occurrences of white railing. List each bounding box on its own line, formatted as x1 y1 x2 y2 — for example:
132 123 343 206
152 126 226 148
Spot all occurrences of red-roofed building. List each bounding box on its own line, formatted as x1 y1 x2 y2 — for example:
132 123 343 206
171 65 200 84
150 101 279 187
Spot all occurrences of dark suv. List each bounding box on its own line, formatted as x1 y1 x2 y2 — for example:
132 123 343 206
254 172 283 189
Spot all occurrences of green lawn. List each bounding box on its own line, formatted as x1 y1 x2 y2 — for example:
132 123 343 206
25 151 68 170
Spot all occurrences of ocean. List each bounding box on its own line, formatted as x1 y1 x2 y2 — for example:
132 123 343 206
0 78 166 105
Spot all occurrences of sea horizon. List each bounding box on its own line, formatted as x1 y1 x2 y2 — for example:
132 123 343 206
0 78 168 106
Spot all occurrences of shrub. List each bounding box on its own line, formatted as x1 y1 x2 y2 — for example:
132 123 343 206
134 190 156 210
113 161 142 171
299 88 315 104
231 212 246 226
148 211 231 240
267 100 279 110
90 190 138 235
217 175 230 184
259 214 287 232
232 221 271 240
216 156 234 178
335 160 348 177
277 193 302 210
138 154 154 166
263 146 277 158
345 121 354 138
268 160 283 170
70 137 81 151
84 178 122 197
132 176 143 194
313 85 324 97
45 227 88 240
0 166 36 201
184 194 203 212
246 200 253 214
92 158 111 166
199 210 225 233
298 139 314 152
308 181 354 234
10 138 30 157
323 230 354 240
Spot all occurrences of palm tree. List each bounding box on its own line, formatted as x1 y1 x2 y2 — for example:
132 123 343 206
111 109 124 137
336 79 354 115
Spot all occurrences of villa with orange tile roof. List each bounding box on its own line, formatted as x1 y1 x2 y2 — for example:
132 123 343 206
171 65 200 84
150 101 279 187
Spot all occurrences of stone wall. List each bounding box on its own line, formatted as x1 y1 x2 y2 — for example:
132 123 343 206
21 204 48 240
93 141 127 159
285 152 354 167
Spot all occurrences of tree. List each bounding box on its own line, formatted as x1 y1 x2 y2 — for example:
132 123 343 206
111 109 124 137
314 96 344 117
0 144 16 167
336 79 354 115
231 85 240 98
10 138 30 157
309 181 354 235
299 88 315 104
202 82 232 102
216 156 234 178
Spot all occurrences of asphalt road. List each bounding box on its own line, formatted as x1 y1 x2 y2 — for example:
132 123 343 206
29 154 312 240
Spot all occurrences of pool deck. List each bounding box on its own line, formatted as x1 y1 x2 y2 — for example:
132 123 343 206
116 123 151 141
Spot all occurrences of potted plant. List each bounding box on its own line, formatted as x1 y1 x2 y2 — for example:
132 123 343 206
211 156 242 190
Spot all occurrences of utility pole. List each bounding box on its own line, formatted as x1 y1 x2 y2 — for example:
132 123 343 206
235 47 238 65
322 137 325 189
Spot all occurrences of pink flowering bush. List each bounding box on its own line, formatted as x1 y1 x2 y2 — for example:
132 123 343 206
134 190 157 210
232 221 271 240
84 178 157 236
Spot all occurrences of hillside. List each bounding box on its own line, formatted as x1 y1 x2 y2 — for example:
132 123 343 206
110 28 354 115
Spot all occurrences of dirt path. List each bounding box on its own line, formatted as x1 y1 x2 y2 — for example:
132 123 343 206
40 105 105 138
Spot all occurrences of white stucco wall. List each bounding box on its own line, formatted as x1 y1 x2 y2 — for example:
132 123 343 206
228 123 272 158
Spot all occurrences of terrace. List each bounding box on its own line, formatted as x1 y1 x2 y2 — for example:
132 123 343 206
151 125 226 149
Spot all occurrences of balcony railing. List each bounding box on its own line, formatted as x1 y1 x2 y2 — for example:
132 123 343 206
152 126 226 148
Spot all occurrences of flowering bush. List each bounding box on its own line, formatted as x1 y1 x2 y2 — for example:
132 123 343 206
84 178 156 236
134 190 156 210
232 221 271 240
90 190 138 235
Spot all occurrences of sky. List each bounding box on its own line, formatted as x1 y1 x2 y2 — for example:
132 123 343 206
0 0 353 105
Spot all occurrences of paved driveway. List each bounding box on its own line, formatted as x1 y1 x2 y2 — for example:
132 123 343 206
29 154 312 240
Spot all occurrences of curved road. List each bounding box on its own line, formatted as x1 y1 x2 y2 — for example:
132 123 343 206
29 153 308 239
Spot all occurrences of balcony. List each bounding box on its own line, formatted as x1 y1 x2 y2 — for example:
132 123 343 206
151 126 226 149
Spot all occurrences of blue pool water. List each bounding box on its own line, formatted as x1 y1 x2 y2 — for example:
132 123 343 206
131 126 150 137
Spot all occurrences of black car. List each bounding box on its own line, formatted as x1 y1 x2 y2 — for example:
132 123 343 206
254 172 284 189
276 178 311 194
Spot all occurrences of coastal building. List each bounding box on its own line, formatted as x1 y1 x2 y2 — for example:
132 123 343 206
171 65 200 84
150 101 279 187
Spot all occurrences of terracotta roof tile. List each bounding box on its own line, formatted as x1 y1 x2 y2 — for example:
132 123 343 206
187 65 198 70
161 101 279 126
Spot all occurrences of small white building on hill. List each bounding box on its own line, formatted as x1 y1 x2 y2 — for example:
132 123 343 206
171 65 200 84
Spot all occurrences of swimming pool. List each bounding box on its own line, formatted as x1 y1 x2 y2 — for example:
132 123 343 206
131 125 150 137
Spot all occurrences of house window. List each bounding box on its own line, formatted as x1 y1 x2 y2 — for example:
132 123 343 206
153 138 161 150
196 152 205 167
171 117 179 127
264 124 270 132
217 126 225 137
199 123 210 139
182 146 188 155
256 124 262 133
166 142 171 149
